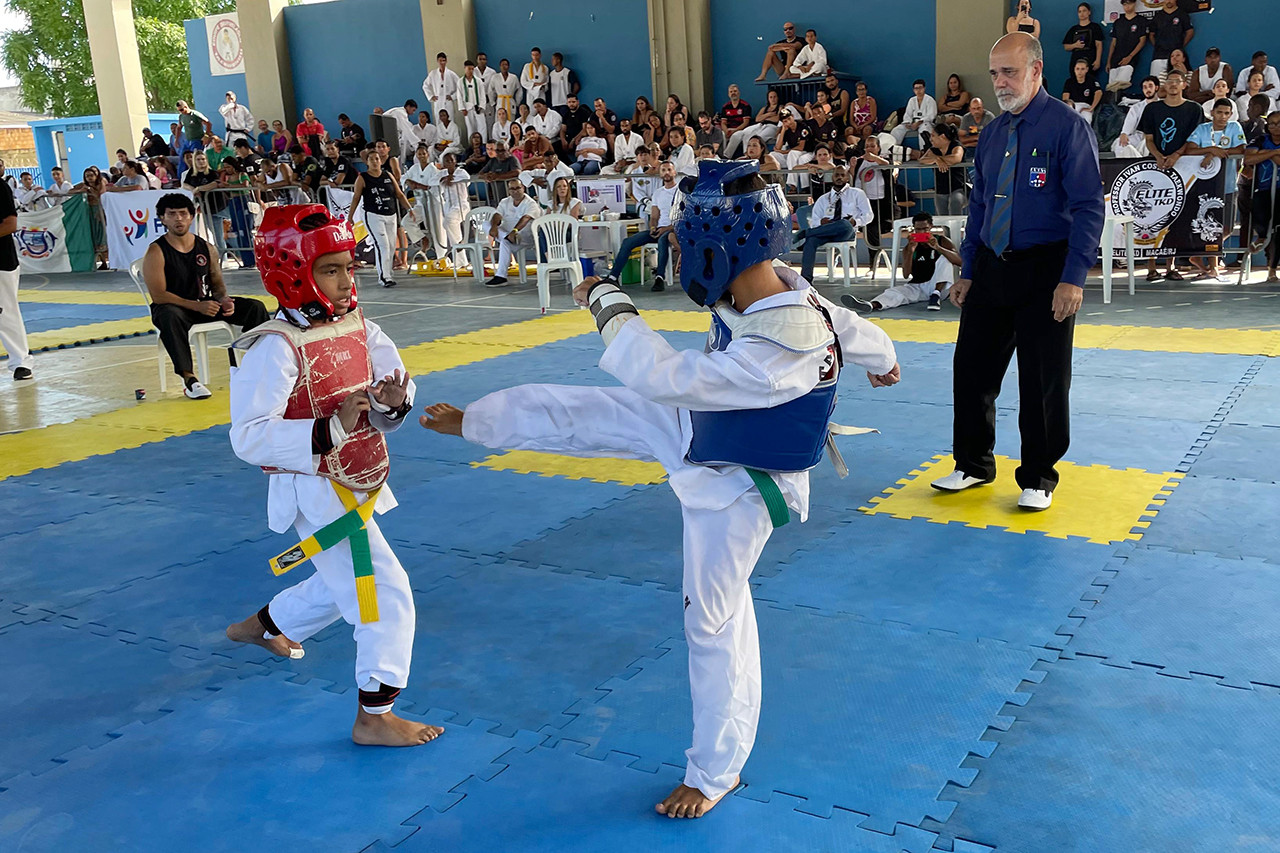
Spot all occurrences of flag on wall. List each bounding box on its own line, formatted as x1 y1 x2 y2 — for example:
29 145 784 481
16 195 94 273
206 13 244 76
101 190 196 271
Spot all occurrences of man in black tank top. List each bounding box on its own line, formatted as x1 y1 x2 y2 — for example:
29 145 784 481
142 193 270 398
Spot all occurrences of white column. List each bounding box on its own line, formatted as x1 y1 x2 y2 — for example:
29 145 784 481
82 0 150 156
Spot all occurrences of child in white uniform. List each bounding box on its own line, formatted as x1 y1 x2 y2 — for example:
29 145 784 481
421 161 900 818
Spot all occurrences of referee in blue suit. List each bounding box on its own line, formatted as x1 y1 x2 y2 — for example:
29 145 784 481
931 32 1104 511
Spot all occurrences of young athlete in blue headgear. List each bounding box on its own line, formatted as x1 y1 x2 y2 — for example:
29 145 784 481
420 161 900 818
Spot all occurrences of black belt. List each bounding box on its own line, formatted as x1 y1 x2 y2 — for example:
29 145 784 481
984 240 1067 263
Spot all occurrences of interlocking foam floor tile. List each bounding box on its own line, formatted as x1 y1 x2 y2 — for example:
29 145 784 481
1068 373 1233 422
1071 349 1259 384
1137 474 1280 562
1219 380 1280 428
0 499 269 610
753 513 1115 649
555 610 1043 833
863 454 1179 544
474 449 668 486
18 303 146 334
925 657 1280 853
0 675 544 853
376 466 637 554
1183 423 1280 483
256 563 678 734
0 619 256 783
1060 547 1280 687
995 410 1209 474
377 739 944 853
0 479 118 540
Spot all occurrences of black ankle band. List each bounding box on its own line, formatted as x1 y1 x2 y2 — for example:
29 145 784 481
257 605 283 637
358 682 402 709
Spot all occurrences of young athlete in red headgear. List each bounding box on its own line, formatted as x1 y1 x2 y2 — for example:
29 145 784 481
225 204 441 747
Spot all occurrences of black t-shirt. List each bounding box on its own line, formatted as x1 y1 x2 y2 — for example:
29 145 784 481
142 135 171 158
593 109 619 133
182 170 225 214
1062 22 1104 68
340 123 367 149
479 155 520 177
294 156 323 190
322 155 354 183
1151 9 1192 59
557 105 593 140
235 152 264 178
1064 76 1100 106
1110 15 1150 66
807 118 840 150
779 124 810 152
908 242 941 284
0 180 15 271
931 141 967 194
1138 99 1205 154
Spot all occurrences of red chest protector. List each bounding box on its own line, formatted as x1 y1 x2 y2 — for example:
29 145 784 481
241 309 389 491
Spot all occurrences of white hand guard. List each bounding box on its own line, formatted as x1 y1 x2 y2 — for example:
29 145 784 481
586 279 639 346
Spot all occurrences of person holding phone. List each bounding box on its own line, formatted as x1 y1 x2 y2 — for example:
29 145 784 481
845 212 960 312
1007 0 1040 38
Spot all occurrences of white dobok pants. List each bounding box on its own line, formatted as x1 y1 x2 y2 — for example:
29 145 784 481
463 383 772 800
268 509 416 697
363 210 398 283
874 260 955 309
0 268 31 371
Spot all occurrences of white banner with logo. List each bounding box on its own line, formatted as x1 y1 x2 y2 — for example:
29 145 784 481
1103 0 1210 22
320 187 375 263
102 190 195 271
206 13 244 77
16 205 70 273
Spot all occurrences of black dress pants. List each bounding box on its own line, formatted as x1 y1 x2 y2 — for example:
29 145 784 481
151 298 269 378
953 243 1074 492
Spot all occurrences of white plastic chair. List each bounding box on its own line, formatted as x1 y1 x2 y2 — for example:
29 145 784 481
1101 214 1137 304
530 214 584 313
640 239 675 288
450 206 496 282
129 256 238 393
823 234 863 286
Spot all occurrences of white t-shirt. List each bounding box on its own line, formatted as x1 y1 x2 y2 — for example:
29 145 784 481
496 194 542 230
548 67 573 107
575 136 606 162
650 184 680 228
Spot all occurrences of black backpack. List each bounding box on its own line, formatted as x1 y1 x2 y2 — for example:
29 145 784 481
1094 103 1125 152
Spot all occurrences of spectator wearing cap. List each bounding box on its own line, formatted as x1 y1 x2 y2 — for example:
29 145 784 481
1189 47 1233 103
1235 51 1279 98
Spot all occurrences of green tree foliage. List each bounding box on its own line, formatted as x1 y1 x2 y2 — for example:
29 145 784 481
2 0 236 117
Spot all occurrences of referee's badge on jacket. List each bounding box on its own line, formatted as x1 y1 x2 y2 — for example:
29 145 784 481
1029 167 1047 188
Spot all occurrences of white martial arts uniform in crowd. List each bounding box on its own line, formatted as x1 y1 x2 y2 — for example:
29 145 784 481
230 312 418 700
1112 97 1154 158
457 71 489 143
488 71 524 125
519 159 573 207
427 163 472 251
521 60 549 107
219 97 255 147
454 266 897 799
423 66 461 129
890 93 938 147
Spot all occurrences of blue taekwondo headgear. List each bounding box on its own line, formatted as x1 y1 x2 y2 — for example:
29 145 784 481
672 160 791 307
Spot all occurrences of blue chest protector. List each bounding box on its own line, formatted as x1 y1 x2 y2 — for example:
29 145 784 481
685 295 841 474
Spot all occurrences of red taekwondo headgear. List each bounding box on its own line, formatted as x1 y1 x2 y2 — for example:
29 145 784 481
254 205 358 322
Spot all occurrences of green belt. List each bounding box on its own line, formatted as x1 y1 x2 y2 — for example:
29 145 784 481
746 468 790 528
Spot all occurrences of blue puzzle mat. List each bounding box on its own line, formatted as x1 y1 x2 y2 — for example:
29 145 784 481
555 609 1042 833
1058 545 1280 688
0 619 256 784
926 656 1280 853
1136 474 1280 563
753 513 1115 649
17 302 145 334
0 479 119 540
1221 379 1280 427
378 739 944 853
1072 349 1259 385
0 675 545 853
1068 373 1232 422
1185 422 1280 483
259 562 679 733
997 411 1203 473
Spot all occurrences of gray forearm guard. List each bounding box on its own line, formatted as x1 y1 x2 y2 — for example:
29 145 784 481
587 280 639 346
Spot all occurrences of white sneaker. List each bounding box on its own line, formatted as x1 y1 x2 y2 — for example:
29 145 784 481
183 379 212 400
931 470 994 491
1018 488 1053 511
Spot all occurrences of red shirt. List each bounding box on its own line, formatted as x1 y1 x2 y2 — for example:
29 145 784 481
720 100 752 130
295 120 326 155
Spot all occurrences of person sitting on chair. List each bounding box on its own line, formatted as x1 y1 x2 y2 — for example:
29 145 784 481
142 193 269 399
792 165 872 282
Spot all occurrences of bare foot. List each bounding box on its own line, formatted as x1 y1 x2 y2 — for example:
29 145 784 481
754 74 767 82
352 708 444 747
419 403 465 435
226 613 304 659
655 779 738 819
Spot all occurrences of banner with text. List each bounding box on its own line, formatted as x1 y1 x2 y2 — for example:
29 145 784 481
1103 0 1210 23
206 13 244 77
1103 157 1228 260
102 190 196 271
16 205 70 273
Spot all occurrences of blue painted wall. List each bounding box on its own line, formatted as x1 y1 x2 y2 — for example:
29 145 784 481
284 0 430 127
1026 0 1280 95
473 0 651 112
31 114 180 186
710 0 937 118
183 19 249 133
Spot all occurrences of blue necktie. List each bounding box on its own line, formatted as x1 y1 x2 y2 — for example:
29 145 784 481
988 117 1020 257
